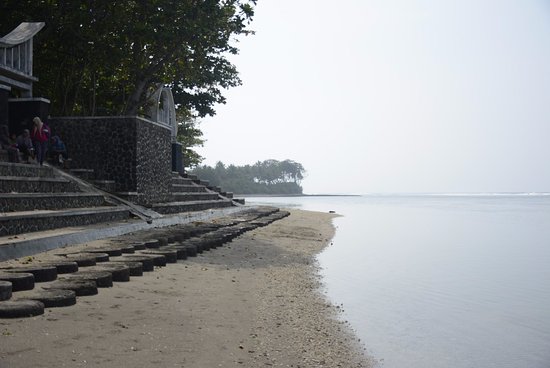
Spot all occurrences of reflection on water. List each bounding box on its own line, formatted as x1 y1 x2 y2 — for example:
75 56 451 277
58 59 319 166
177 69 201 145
245 195 550 368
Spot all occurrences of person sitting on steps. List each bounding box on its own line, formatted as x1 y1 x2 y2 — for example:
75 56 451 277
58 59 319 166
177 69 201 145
49 135 69 166
16 129 35 163
0 125 20 163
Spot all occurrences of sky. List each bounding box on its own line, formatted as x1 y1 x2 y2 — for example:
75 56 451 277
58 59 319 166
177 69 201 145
197 0 550 194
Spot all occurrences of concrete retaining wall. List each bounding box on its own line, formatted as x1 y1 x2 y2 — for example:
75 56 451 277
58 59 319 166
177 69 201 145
49 116 172 205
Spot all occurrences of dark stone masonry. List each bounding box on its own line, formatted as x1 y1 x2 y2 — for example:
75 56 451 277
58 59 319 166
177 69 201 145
0 193 106 212
0 176 79 193
0 207 130 237
49 116 172 205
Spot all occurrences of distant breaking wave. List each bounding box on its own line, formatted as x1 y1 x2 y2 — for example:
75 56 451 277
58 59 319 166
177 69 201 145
360 192 550 197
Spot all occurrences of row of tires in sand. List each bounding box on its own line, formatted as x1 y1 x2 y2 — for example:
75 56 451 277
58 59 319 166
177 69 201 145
0 207 290 318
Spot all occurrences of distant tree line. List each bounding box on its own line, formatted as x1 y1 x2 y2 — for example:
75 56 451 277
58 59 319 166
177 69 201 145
190 159 306 195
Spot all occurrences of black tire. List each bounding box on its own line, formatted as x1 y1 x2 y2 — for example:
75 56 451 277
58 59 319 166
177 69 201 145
111 256 155 272
222 233 234 243
89 252 110 262
105 261 142 277
129 242 147 251
0 300 44 318
187 241 203 253
62 254 97 267
200 238 215 250
174 232 190 242
207 237 223 249
0 281 12 301
41 260 79 274
166 235 179 244
61 271 113 288
44 280 98 296
145 240 161 249
86 248 122 257
4 266 58 282
67 252 110 263
119 245 136 254
0 272 34 291
162 246 188 260
131 253 166 267
197 241 208 252
183 245 198 257
87 264 131 282
14 289 76 308
139 250 177 263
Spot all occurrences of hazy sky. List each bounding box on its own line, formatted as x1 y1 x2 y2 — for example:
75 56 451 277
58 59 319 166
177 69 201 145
197 0 550 194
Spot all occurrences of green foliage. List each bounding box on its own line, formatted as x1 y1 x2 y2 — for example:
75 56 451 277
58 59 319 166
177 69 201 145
0 0 256 117
191 159 306 195
176 111 205 169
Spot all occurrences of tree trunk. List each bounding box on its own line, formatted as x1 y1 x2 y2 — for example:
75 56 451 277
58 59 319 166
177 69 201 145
123 77 149 116
123 60 163 115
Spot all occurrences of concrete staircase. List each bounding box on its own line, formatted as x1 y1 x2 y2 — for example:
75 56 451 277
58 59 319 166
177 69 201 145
0 162 130 237
149 172 235 214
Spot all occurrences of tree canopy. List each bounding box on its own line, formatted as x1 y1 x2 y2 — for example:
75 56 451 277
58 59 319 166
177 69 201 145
0 0 256 117
176 112 205 169
191 159 306 195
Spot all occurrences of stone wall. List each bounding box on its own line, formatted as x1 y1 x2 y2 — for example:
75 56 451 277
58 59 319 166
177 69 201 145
48 116 172 205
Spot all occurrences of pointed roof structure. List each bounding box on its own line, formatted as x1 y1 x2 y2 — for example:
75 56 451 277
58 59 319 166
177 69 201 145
0 22 45 97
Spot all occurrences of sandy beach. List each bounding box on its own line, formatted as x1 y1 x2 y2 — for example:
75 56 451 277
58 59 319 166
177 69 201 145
0 209 373 367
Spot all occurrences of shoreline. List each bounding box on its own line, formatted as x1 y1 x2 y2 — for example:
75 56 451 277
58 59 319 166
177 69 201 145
237 193 362 198
0 209 373 367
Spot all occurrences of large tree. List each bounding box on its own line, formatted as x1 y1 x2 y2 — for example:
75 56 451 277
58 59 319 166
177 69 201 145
176 112 205 169
0 0 256 117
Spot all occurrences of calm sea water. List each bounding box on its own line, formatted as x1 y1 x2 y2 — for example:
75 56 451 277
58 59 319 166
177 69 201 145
244 194 550 368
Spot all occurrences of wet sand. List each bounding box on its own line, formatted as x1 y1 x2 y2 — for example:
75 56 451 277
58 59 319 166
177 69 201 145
0 209 373 367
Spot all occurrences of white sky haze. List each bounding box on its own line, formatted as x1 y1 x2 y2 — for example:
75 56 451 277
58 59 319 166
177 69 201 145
197 0 550 194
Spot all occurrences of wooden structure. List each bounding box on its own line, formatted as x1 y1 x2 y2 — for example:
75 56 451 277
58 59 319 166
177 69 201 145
0 22 45 97
148 85 183 173
148 85 178 142
0 22 49 133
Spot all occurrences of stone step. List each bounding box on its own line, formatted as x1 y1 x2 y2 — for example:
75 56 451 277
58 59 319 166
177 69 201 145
0 161 55 178
0 192 107 212
151 199 233 214
204 185 234 199
0 207 130 237
171 184 206 193
0 176 79 193
70 168 95 180
184 173 198 181
171 192 220 202
94 180 116 192
194 179 209 187
171 177 194 185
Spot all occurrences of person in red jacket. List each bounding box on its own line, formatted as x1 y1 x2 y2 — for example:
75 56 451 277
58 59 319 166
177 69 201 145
30 117 50 166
